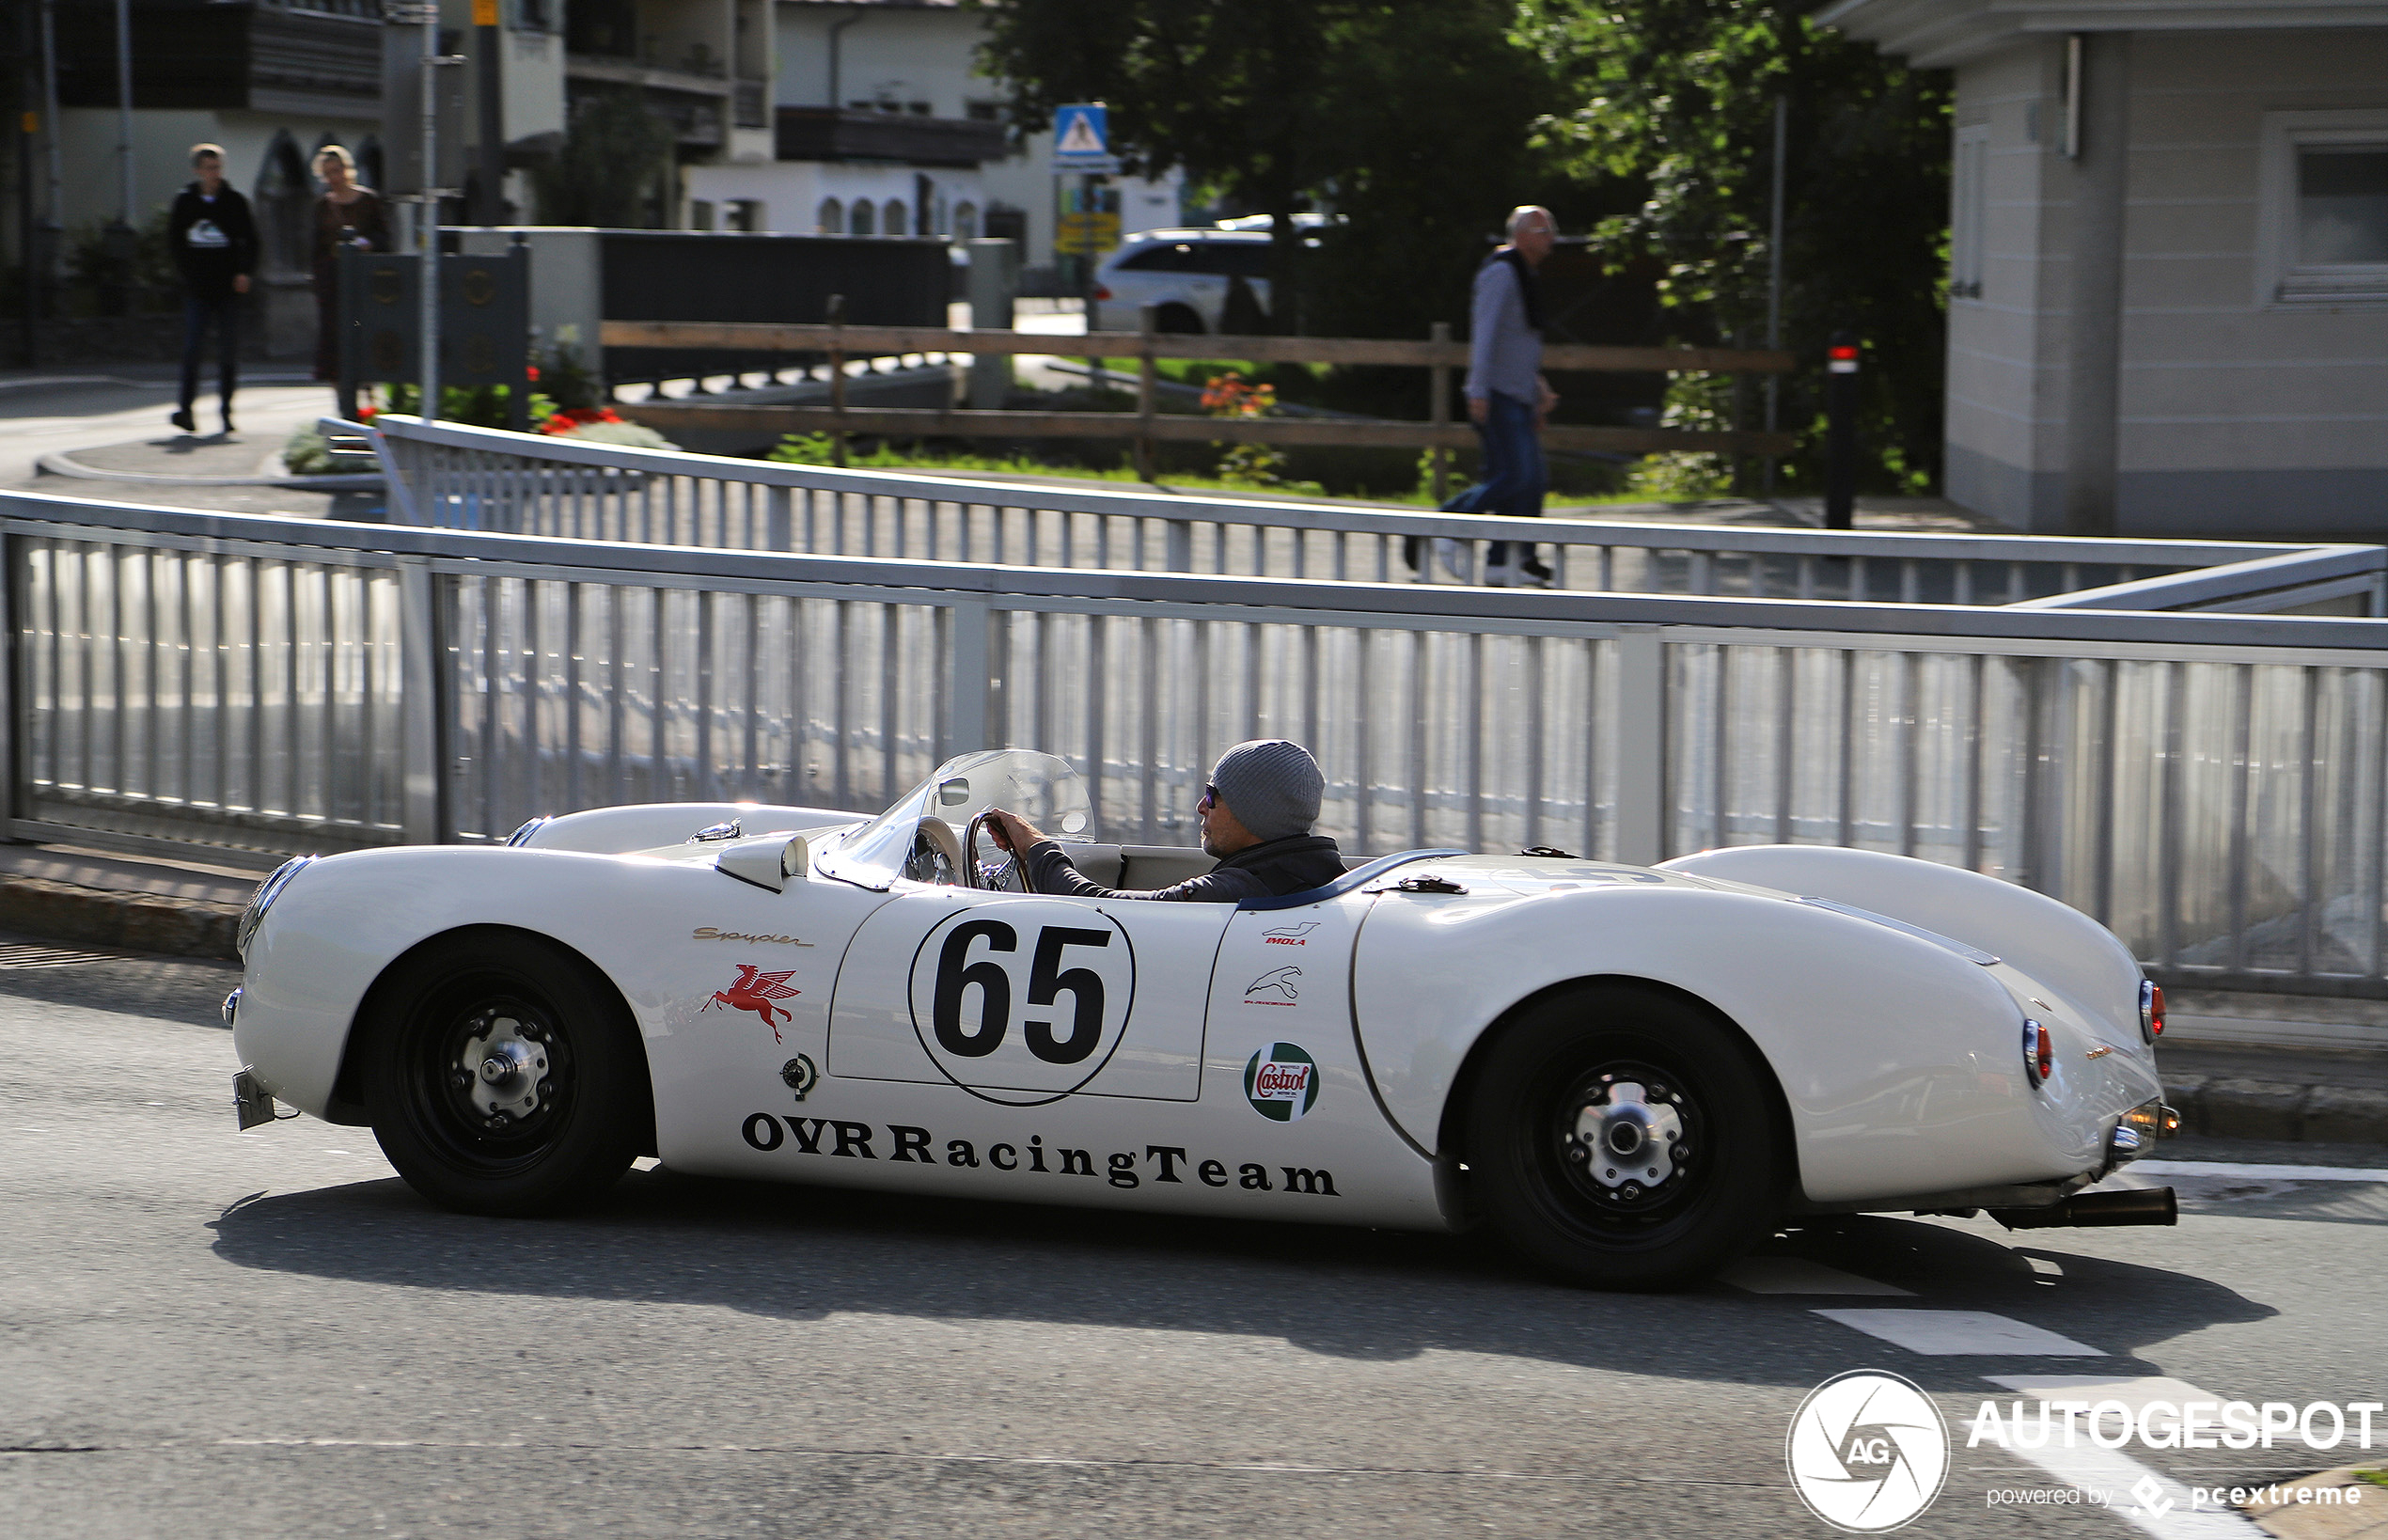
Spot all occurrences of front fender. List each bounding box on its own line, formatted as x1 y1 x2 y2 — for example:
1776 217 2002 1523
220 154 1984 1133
228 844 887 1120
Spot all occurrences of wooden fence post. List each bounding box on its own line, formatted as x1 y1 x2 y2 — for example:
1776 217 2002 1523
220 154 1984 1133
1429 321 1452 503
1137 305 1157 482
825 292 847 468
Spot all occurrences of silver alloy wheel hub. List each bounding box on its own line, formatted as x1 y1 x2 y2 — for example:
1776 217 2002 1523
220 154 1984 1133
460 1013 550 1123
1572 1078 1685 1195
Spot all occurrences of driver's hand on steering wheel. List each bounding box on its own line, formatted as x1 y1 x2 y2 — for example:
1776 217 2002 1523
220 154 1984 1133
985 809 1045 856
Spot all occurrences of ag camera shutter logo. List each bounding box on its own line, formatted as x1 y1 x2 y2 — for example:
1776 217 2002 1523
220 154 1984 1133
1243 1042 1319 1122
1785 1370 1949 1532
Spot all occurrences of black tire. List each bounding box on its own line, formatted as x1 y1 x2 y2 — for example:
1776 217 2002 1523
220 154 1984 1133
1465 983 1785 1290
1155 304 1205 335
362 932 646 1217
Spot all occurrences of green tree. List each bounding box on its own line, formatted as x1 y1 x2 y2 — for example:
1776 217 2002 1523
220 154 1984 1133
978 0 1347 331
531 87 676 228
1519 0 1953 494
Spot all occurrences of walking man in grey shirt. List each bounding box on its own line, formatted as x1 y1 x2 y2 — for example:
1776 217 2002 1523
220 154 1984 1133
1423 205 1560 587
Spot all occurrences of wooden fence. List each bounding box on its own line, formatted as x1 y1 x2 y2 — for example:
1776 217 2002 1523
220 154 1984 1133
601 316 1798 486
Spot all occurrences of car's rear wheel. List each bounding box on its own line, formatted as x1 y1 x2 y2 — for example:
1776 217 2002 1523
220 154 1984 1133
362 932 645 1216
1465 983 1785 1290
1155 303 1204 335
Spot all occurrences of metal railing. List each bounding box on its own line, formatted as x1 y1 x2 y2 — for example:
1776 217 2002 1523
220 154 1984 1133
368 417 2385 613
8 488 2388 998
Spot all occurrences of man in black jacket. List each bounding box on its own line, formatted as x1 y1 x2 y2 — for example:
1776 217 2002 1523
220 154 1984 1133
986 739 1343 904
166 144 259 434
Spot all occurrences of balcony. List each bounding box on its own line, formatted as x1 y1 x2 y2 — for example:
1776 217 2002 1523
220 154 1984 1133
773 107 1009 169
565 53 731 99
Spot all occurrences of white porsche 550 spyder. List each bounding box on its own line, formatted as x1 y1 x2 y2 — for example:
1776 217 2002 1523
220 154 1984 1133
229 748 2178 1288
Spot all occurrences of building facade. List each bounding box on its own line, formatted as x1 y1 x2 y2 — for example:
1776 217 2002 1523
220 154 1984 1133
1822 0 2388 538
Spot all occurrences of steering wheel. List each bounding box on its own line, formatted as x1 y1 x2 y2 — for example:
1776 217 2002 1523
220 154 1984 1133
909 815 965 885
963 811 1030 892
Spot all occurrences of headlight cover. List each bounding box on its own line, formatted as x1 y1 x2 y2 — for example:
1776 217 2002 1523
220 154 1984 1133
236 856 315 962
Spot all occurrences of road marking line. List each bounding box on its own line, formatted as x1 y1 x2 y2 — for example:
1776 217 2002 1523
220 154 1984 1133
2128 1159 2388 1183
1979 1431 2262 1537
1981 1375 2218 1418
1814 1309 2105 1356
1720 1257 1915 1296
1974 1377 2265 1537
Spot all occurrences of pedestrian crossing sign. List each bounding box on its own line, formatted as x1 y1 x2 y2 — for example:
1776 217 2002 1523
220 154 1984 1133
1050 103 1120 174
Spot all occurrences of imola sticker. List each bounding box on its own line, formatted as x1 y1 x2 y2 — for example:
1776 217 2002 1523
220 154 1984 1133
1244 1042 1319 1123
1786 1370 1949 1532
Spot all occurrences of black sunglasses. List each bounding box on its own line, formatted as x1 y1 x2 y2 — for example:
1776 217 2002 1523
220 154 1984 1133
1199 783 1219 810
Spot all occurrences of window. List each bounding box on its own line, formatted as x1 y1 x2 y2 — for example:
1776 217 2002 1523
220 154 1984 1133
850 200 874 236
728 199 764 233
883 199 906 236
953 202 978 242
1189 240 1271 279
1951 123 1988 301
965 101 1002 123
817 197 843 235
1118 242 1194 272
2260 110 2388 306
688 199 715 231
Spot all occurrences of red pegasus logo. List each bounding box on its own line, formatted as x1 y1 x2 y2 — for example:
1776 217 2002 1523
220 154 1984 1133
702 962 801 1042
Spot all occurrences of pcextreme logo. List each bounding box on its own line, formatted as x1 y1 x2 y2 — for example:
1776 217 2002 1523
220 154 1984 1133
1786 1370 1951 1532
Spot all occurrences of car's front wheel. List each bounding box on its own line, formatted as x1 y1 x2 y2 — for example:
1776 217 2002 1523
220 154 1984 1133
362 931 647 1216
1465 983 1785 1290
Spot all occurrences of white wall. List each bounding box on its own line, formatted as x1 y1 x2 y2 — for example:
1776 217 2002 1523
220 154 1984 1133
1943 27 2388 536
54 106 382 235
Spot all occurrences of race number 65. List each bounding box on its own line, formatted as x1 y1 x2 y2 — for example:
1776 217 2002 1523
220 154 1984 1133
912 902 1137 1103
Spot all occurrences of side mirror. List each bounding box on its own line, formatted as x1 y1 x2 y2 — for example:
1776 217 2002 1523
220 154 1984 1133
937 778 971 808
715 831 809 893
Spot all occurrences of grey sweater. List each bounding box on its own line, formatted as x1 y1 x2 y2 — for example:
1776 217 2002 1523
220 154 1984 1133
1025 835 1345 904
1466 255 1544 404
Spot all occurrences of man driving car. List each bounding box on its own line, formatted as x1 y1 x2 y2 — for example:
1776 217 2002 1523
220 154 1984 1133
984 740 1343 903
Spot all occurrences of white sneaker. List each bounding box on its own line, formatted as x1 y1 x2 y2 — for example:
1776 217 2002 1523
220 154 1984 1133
1434 538 1469 581
1484 560 1516 588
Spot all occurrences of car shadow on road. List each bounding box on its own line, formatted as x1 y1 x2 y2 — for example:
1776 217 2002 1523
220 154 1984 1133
207 1166 2275 1388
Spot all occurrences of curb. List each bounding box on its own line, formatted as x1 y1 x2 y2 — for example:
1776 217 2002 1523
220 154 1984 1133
0 874 241 961
34 448 384 492
2164 1071 2388 1146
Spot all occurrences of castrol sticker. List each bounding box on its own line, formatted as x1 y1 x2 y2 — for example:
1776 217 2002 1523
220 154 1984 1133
1243 1042 1320 1123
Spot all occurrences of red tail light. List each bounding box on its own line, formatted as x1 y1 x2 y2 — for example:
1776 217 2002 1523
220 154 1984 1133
2023 1019 2052 1087
2140 981 2164 1043
1092 285 1112 302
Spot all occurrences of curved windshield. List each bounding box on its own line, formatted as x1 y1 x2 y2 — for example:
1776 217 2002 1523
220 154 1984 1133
815 749 1095 890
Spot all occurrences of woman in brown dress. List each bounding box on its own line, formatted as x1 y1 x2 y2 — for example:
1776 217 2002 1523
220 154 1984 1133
309 146 392 384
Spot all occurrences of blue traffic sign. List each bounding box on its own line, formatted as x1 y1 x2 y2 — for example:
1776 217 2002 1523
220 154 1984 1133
1050 103 1120 174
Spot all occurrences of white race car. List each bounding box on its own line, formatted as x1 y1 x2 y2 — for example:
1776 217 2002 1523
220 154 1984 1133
229 749 2178 1288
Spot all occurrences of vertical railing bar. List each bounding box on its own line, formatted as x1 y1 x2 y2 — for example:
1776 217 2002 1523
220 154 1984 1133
1712 643 1730 850
2227 663 2253 974
1836 647 1856 847
1408 630 1428 852
1900 651 1922 858
1523 634 1545 852
1963 652 1987 874
2157 658 2184 966
2299 666 2321 979
1466 631 1485 856
1774 645 1797 844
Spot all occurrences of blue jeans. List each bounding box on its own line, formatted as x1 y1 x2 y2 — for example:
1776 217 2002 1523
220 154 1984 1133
1444 390 1545 566
179 292 241 421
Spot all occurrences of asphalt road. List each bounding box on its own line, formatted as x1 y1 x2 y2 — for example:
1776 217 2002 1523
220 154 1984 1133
3 941 2381 1538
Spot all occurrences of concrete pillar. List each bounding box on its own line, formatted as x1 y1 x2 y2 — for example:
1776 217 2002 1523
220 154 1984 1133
2062 31 2130 538
966 237 1019 409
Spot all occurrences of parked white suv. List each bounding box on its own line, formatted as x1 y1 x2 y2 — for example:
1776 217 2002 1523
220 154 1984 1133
1090 228 1277 335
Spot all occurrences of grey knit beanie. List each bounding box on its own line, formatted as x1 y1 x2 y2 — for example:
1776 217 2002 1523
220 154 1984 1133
1210 739 1323 841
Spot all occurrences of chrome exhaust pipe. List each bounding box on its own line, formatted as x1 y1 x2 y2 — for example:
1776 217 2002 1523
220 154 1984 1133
1991 1187 2176 1230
